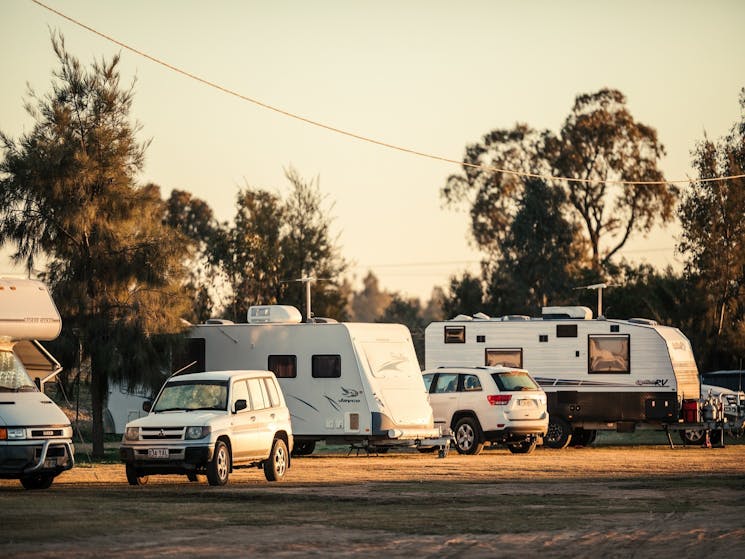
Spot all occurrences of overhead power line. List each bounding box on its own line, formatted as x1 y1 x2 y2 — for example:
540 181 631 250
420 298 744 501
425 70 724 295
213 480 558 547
30 0 745 187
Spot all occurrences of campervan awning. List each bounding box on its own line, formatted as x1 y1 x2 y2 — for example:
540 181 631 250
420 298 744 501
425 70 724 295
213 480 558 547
14 339 62 383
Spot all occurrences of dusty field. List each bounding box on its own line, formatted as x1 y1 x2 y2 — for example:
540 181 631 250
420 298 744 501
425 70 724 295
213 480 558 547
3 444 745 558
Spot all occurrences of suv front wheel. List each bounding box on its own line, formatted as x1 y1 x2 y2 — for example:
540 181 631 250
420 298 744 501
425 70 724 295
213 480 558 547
453 416 485 455
207 441 230 486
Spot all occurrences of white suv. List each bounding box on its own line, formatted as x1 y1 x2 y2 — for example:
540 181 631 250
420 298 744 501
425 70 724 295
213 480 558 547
120 370 293 486
422 366 548 455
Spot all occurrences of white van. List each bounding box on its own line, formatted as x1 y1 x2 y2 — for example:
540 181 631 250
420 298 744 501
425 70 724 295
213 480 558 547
0 278 74 489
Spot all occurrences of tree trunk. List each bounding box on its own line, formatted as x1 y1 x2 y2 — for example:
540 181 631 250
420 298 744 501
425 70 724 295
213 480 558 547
89 350 107 459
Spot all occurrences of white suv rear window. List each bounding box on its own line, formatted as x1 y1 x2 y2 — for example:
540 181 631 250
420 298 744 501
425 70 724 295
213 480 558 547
490 371 539 391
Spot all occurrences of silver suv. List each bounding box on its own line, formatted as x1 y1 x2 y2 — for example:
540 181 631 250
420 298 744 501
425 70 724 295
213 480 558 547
422 366 548 454
120 370 293 486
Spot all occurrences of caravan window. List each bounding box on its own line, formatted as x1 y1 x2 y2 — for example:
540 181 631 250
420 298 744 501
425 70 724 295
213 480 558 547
312 355 341 378
268 355 297 378
444 326 466 343
485 348 523 368
588 335 630 374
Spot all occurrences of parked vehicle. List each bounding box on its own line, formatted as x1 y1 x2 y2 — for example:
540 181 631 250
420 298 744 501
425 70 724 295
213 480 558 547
120 369 293 486
0 277 74 489
422 366 548 454
175 305 448 455
425 306 701 448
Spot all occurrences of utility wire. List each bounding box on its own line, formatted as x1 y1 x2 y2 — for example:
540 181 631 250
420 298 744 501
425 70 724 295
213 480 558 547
30 0 745 187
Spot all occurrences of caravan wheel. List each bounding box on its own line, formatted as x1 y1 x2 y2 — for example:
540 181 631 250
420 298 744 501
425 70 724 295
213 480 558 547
680 429 705 445
291 440 316 457
544 418 573 449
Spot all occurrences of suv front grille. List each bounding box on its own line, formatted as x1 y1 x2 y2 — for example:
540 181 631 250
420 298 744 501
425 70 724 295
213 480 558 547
141 427 185 440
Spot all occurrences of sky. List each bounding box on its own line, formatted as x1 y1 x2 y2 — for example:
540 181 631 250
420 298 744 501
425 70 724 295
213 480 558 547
1 0 744 302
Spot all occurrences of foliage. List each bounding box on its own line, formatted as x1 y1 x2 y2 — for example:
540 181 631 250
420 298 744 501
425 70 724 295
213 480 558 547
678 88 745 370
212 169 348 322
0 33 190 456
443 88 677 274
349 271 392 322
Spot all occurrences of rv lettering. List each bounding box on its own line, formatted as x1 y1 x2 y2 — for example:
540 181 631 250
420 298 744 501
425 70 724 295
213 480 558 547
635 379 669 387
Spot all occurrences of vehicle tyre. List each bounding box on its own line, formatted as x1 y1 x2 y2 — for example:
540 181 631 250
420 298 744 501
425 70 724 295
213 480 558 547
207 441 230 486
544 418 573 449
20 474 55 490
291 440 316 457
453 416 485 455
125 464 149 486
263 438 288 482
507 438 537 454
727 427 744 439
186 472 203 483
680 429 705 445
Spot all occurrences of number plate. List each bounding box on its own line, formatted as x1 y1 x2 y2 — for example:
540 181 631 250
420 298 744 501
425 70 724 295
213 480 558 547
43 459 57 468
147 448 169 459
518 399 534 407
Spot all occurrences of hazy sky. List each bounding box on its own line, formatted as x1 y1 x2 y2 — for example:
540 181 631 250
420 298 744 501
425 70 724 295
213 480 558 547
1 0 744 301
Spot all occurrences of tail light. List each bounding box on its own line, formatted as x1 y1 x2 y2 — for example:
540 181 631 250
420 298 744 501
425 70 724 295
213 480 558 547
487 394 512 406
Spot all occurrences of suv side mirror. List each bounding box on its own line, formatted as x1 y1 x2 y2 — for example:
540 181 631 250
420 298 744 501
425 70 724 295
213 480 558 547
142 401 152 413
234 399 248 413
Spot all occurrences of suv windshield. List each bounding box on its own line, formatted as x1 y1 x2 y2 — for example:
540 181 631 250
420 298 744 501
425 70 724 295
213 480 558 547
491 371 540 392
153 379 228 412
0 350 37 392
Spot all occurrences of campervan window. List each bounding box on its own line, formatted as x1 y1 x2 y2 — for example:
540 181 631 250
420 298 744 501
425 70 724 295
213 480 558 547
556 324 578 338
268 355 297 378
485 348 523 368
588 335 630 374
444 326 466 343
0 350 36 392
312 355 341 378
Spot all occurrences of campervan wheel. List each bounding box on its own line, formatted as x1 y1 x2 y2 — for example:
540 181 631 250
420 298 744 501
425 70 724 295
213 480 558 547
544 418 572 449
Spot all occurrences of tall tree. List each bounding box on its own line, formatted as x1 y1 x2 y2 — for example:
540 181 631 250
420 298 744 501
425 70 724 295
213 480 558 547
212 169 347 322
443 89 677 274
678 88 745 369
0 34 191 456
349 271 392 322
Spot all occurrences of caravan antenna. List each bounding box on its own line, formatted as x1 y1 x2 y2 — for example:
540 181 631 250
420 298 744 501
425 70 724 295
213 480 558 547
574 283 616 318
281 276 332 322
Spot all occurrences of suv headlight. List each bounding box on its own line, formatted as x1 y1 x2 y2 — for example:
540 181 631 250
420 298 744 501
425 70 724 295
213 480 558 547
185 426 211 440
124 427 140 441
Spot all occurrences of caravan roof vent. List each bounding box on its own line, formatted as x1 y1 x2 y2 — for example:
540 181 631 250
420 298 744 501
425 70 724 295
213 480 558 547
541 306 593 320
628 317 658 326
473 312 490 320
499 314 531 321
247 305 303 324
205 318 234 325
451 314 473 321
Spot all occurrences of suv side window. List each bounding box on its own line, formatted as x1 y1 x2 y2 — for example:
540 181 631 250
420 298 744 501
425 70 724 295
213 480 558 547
263 377 280 407
232 379 250 411
422 373 435 392
433 373 459 393
462 374 482 392
247 377 269 410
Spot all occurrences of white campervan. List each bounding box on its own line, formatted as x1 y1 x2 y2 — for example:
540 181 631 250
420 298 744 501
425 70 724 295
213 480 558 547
425 306 700 448
0 278 74 489
178 305 447 455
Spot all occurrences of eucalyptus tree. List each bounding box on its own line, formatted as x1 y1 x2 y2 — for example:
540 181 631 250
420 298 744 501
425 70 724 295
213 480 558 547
678 88 745 369
0 34 190 456
443 89 677 274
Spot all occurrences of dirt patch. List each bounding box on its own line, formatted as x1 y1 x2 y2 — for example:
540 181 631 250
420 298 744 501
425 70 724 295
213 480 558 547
3 445 745 558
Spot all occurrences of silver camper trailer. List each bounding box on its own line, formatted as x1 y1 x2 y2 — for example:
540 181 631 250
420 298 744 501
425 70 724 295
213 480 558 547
0 277 75 488
425 306 701 448
177 306 448 455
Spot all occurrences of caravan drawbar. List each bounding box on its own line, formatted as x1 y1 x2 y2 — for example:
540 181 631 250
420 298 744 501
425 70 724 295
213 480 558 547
425 306 701 448
177 305 447 454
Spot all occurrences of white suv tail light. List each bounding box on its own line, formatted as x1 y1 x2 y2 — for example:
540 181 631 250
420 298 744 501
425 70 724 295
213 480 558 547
487 394 512 406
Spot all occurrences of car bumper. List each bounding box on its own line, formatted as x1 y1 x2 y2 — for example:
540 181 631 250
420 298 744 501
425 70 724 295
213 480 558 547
120 444 214 474
0 440 75 479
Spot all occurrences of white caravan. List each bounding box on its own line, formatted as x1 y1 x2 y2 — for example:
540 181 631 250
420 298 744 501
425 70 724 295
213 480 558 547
0 277 75 489
425 306 700 448
178 305 446 455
